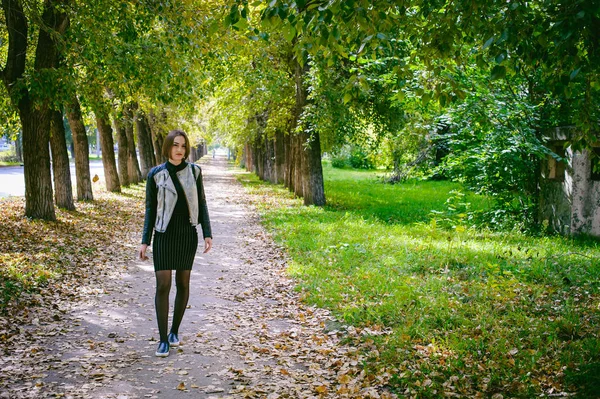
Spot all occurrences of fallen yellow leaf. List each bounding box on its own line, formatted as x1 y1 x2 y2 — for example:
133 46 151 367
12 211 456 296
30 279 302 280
315 385 328 394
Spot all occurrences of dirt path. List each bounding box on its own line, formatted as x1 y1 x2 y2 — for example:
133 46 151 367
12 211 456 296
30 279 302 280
1 156 395 399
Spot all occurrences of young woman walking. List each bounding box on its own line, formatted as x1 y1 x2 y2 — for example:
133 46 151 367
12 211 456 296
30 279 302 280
138 129 212 357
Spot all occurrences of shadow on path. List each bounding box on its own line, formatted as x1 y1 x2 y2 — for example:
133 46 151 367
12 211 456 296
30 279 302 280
1 155 395 399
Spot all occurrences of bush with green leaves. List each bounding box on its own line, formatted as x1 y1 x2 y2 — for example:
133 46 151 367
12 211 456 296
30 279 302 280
348 146 374 169
434 77 548 229
330 153 348 168
330 144 375 170
0 149 19 163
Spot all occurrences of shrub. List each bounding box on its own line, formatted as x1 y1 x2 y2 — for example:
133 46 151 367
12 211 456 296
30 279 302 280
330 154 349 168
348 146 374 169
331 145 375 170
0 150 19 163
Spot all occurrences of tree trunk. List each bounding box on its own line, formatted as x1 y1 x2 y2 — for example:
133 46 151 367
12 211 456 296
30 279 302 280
302 130 325 206
254 141 263 179
134 108 156 178
19 106 56 219
294 60 325 206
95 112 121 192
152 129 165 164
148 110 167 164
265 136 275 183
114 118 130 186
285 131 295 192
275 129 285 184
66 95 93 201
49 109 75 210
245 143 253 172
293 134 303 198
123 104 142 183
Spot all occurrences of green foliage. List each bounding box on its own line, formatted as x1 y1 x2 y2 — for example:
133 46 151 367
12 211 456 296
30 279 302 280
329 145 375 170
238 163 600 398
348 146 374 169
0 149 19 165
428 190 474 231
433 72 548 229
0 87 20 138
329 153 347 169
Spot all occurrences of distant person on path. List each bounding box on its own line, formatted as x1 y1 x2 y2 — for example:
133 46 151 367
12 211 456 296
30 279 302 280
138 129 212 357
212 149 215 158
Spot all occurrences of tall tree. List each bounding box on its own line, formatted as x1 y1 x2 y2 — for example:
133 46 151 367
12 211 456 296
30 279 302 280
114 116 130 187
94 106 120 192
123 103 142 184
134 107 156 178
293 60 325 205
66 95 93 201
148 110 167 164
49 110 75 210
1 0 70 220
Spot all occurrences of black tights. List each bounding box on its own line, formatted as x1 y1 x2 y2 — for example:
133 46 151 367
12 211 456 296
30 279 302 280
155 270 191 343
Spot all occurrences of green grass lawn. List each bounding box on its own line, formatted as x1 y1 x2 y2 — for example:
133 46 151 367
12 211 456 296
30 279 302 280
237 163 600 398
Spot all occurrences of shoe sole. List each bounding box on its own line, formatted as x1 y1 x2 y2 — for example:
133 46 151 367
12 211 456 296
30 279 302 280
155 351 169 357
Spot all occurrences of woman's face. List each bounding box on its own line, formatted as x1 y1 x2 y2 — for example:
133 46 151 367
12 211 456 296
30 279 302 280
169 135 187 164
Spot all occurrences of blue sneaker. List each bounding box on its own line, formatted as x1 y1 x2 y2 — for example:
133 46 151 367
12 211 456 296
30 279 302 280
155 341 170 357
168 332 180 347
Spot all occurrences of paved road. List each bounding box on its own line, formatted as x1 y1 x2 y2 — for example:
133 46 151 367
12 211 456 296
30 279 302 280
0 160 105 198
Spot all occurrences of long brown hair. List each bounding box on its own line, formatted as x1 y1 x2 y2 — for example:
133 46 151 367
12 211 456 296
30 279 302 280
162 129 191 159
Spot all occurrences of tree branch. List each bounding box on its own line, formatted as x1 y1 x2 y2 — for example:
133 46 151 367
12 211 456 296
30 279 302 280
1 0 28 88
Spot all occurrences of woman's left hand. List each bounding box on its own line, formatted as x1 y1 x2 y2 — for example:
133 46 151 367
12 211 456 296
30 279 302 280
203 237 212 253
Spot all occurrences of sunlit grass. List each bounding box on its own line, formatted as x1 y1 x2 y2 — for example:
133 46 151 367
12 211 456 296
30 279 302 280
238 164 600 398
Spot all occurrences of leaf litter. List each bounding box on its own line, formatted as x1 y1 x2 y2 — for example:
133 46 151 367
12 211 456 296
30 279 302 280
0 159 398 398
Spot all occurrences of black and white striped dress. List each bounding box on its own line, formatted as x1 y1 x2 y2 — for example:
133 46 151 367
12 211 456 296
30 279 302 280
152 162 198 271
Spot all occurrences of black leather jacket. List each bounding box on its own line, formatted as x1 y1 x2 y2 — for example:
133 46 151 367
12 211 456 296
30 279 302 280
142 162 212 245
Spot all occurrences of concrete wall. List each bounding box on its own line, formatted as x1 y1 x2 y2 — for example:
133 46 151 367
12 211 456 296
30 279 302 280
539 130 600 237
570 149 600 236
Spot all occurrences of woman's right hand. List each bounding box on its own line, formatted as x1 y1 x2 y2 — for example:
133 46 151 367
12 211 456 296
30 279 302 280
138 244 149 261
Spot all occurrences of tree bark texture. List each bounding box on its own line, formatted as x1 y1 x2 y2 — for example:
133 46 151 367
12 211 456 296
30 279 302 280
134 109 156 178
294 60 324 205
49 110 75 210
274 129 285 184
245 143 254 173
20 107 56 219
1 0 70 220
285 131 295 192
189 144 203 163
293 134 304 198
95 113 120 192
152 129 165 164
114 118 130 186
66 95 93 201
123 104 142 184
265 136 275 183
254 141 263 180
148 110 167 164
302 130 325 206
